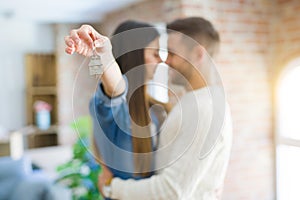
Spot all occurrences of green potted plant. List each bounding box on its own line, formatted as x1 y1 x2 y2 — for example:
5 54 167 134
55 116 103 200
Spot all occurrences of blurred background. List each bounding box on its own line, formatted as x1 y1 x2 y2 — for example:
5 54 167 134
0 0 300 199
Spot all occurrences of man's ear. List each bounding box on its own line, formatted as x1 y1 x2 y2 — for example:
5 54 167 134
191 44 205 66
194 45 205 63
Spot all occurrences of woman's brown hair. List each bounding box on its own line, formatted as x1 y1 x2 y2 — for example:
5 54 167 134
111 20 159 177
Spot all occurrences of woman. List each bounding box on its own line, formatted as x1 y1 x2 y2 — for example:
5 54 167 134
65 20 166 197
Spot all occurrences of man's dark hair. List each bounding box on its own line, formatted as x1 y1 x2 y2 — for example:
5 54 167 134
167 17 220 57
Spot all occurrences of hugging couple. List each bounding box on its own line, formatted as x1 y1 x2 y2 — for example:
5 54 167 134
65 17 232 200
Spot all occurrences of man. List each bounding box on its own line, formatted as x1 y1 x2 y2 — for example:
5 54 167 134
65 17 232 200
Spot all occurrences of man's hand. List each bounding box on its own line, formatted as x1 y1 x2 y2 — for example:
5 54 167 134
64 24 112 57
98 166 113 196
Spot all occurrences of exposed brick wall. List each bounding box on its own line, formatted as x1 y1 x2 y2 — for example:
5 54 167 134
99 0 182 35
271 0 300 78
179 0 275 199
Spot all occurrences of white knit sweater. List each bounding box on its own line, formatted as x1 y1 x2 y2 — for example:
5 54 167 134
110 87 233 200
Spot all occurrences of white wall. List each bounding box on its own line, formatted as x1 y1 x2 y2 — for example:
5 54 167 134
0 19 54 131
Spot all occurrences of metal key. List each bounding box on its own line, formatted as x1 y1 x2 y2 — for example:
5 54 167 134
88 47 103 78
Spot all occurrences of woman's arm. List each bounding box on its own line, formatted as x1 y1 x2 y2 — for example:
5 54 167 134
64 24 125 97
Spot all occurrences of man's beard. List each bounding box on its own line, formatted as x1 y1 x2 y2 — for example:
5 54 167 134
169 68 188 86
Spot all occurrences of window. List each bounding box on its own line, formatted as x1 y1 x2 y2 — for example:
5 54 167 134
276 58 300 200
148 23 169 103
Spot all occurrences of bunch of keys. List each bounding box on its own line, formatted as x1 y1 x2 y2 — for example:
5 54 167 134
88 46 104 78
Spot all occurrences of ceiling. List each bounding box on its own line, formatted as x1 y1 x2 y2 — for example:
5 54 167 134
0 0 142 23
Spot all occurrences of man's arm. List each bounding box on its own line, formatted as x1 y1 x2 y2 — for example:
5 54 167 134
108 101 232 200
109 134 226 199
109 139 222 200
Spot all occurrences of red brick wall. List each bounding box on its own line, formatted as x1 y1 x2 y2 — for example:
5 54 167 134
98 0 183 35
180 1 275 199
271 0 300 78
180 1 300 199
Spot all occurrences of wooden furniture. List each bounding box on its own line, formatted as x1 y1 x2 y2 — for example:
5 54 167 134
0 140 10 157
25 126 58 149
25 53 57 126
24 54 58 148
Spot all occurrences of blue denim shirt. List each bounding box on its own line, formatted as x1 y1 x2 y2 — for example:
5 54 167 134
89 77 159 180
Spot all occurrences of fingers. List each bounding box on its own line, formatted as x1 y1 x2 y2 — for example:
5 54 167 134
77 27 94 49
64 28 91 56
64 30 81 55
76 25 100 49
65 47 74 55
65 24 110 56
64 36 75 54
69 29 81 45
89 26 101 42
68 25 95 55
